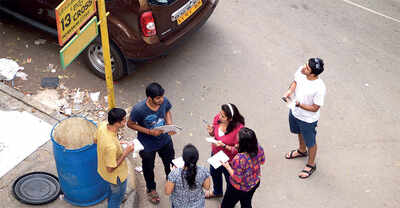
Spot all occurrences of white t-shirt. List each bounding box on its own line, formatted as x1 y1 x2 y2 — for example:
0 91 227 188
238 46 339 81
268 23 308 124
291 66 326 123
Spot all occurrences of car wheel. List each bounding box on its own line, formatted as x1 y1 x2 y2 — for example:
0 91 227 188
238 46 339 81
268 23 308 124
84 38 127 80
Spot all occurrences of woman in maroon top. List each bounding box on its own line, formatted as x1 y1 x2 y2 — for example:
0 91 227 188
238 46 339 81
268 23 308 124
205 103 245 199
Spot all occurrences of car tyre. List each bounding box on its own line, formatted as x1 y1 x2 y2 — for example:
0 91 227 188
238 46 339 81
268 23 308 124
84 38 127 80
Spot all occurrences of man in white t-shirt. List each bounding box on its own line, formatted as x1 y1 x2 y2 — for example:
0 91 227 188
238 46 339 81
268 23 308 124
283 58 326 179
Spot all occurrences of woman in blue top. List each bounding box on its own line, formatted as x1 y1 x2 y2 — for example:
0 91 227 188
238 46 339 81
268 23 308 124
165 144 211 208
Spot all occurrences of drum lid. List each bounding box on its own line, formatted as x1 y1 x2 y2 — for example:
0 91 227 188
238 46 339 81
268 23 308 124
12 172 61 205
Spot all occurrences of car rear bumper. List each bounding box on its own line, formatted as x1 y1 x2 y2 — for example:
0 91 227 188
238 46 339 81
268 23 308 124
125 0 219 62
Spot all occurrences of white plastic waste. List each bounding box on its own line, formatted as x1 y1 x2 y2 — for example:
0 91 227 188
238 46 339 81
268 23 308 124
16 72 28 80
89 92 100 103
0 58 24 81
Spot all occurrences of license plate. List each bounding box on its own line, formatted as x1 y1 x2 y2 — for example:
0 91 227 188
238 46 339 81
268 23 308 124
173 0 202 25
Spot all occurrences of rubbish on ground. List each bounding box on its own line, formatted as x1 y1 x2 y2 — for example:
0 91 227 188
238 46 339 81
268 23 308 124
98 111 105 117
64 108 72 116
34 39 47 45
32 89 61 110
26 58 32 63
47 64 55 72
15 72 28 80
41 77 59 89
135 166 143 173
73 89 84 104
0 58 24 81
58 88 108 121
51 69 56 73
89 92 100 103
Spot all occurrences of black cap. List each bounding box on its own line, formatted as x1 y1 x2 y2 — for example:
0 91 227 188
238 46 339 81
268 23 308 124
308 58 324 75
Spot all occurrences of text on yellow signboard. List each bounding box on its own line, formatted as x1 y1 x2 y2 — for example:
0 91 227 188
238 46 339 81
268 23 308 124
55 0 96 46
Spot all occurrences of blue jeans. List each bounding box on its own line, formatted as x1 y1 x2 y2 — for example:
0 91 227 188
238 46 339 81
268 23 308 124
108 177 127 208
210 163 230 195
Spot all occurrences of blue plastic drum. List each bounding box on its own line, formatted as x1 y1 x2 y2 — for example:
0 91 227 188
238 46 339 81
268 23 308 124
51 118 108 206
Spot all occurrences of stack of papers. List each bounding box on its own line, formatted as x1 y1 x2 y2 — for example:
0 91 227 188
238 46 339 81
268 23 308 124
207 151 229 169
154 125 183 133
172 157 185 168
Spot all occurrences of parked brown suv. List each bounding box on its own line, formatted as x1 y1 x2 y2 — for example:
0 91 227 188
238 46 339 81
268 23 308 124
0 0 219 80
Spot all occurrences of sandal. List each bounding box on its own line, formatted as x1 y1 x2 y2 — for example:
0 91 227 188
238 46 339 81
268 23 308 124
205 190 223 199
299 164 316 179
285 149 307 159
147 190 160 204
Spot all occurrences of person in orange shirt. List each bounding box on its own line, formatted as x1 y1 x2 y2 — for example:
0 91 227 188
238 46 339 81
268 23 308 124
95 108 134 208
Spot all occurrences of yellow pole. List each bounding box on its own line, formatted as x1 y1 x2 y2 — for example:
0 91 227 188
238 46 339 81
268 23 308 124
97 0 115 110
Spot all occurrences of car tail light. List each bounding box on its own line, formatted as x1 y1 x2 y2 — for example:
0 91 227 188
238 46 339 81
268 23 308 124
140 11 157 37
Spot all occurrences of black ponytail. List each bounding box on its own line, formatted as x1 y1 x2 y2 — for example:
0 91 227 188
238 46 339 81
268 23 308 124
185 162 197 189
182 144 199 189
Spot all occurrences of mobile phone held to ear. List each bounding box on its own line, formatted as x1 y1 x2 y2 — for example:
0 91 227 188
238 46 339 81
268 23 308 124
281 97 288 103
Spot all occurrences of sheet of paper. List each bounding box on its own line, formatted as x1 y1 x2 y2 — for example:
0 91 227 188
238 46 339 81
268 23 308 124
284 96 297 110
205 137 218 144
132 139 144 151
172 157 185 168
122 139 144 157
153 125 183 133
287 100 296 110
207 151 229 169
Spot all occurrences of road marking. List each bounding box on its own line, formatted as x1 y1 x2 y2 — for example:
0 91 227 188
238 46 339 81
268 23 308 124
342 0 400 23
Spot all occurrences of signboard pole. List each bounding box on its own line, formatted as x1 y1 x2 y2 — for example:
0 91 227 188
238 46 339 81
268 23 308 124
97 0 115 110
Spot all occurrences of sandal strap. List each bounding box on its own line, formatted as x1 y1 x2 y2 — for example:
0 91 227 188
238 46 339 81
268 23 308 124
289 150 296 158
297 149 307 156
306 164 316 169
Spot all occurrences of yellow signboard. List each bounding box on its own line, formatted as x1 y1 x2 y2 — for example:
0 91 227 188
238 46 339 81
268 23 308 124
55 0 97 46
60 17 98 69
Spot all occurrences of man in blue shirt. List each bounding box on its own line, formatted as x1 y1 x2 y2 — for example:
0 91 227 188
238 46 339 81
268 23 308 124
127 82 175 204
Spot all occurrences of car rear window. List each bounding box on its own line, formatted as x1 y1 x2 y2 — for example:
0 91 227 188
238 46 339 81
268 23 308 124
148 0 177 5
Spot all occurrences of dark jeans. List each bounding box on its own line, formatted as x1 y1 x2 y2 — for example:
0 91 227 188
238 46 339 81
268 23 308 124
139 141 175 192
221 181 260 208
210 163 230 195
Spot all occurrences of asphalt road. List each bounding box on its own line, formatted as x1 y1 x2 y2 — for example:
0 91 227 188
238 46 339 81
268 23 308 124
1 0 400 207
